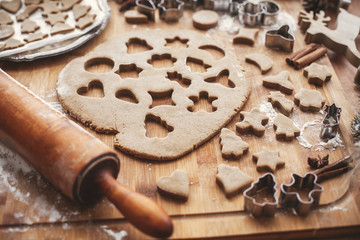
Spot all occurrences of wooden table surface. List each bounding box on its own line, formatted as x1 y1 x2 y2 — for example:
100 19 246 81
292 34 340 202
0 0 359 239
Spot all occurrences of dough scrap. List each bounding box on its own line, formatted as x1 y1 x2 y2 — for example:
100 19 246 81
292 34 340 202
157 169 189 200
25 0 42 5
3 37 24 50
125 10 148 24
1 0 22 14
216 164 253 197
252 148 285 172
21 19 40 33
294 88 325 112
303 62 332 86
233 27 259 46
75 13 95 30
263 70 294 95
273 113 300 141
220 128 249 159
45 12 68 26
57 30 251 160
192 10 218 30
24 31 48 42
51 22 74 35
40 1 61 16
60 0 82 11
0 11 14 25
268 91 294 116
236 107 269 137
0 25 14 40
73 4 91 20
245 53 273 74
16 5 40 21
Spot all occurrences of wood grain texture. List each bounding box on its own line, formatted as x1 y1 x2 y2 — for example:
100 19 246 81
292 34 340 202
0 1 359 239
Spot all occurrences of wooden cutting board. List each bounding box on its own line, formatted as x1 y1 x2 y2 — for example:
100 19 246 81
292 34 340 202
0 1 359 239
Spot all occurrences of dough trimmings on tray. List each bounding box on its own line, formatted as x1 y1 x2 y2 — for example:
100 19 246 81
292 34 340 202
57 30 251 160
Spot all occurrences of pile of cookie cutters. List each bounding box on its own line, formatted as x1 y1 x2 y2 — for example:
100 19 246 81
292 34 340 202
244 172 324 217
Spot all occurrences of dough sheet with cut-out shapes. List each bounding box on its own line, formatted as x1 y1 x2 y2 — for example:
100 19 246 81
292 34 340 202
57 30 251 160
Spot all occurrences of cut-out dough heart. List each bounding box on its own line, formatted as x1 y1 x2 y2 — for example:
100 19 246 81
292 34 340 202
157 169 189 200
1 0 22 14
57 30 250 160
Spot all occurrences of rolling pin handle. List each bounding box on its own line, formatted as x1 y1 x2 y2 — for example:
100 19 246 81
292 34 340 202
96 170 173 238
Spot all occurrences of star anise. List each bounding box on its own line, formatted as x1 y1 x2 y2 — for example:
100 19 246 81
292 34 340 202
308 154 329 169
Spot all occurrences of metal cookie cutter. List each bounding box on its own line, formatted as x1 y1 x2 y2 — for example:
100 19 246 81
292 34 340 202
265 24 295 52
320 103 342 140
244 173 278 217
238 1 266 27
204 0 231 11
136 0 156 22
279 173 323 216
158 0 184 22
260 1 280 26
182 0 197 10
229 0 245 15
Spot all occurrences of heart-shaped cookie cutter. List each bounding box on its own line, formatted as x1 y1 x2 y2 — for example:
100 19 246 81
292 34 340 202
279 172 323 216
244 173 278 217
320 103 342 140
136 0 156 21
158 0 184 22
265 24 295 52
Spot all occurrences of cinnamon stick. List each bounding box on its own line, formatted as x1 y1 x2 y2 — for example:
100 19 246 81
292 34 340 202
294 46 327 69
286 43 319 66
316 166 352 183
313 155 353 176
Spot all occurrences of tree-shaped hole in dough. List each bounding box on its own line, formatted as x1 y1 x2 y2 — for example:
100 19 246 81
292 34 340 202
187 91 218 113
145 114 174 138
84 57 114 74
77 80 104 98
126 37 153 54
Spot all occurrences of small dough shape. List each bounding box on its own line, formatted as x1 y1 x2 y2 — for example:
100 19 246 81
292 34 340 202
45 12 68 26
0 11 14 25
16 5 40 21
294 88 325 112
76 13 96 30
157 169 189 200
1 0 22 14
24 32 48 43
245 53 273 74
268 91 294 116
303 62 332 86
220 128 249 159
40 1 61 16
60 0 81 11
263 70 294 95
273 113 300 141
192 10 218 30
236 107 269 137
3 38 24 50
25 0 42 5
0 25 14 40
216 164 253 197
21 19 40 33
51 22 74 35
125 10 148 24
73 4 91 20
233 28 259 46
253 148 285 173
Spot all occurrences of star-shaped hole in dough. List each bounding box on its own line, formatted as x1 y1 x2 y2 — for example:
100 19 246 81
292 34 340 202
216 164 254 197
220 128 249 159
303 63 332 86
273 113 300 141
236 107 269 137
253 148 285 173
294 88 325 112
263 70 294 95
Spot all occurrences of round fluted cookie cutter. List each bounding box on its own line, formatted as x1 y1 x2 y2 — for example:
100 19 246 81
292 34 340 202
238 1 266 27
260 1 280 26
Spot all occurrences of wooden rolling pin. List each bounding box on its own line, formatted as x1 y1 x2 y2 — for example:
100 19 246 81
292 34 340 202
0 69 173 238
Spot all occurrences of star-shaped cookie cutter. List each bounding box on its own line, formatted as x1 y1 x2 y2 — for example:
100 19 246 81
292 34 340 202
265 25 295 52
320 103 342 140
244 173 278 217
136 0 156 21
158 0 184 22
279 173 323 216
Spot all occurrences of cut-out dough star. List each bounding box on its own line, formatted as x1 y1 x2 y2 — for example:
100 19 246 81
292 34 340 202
268 91 294 116
233 27 259 46
303 62 332 86
273 113 300 141
236 107 269 137
45 12 68 26
76 14 96 30
294 88 325 112
253 148 285 172
220 128 249 159
216 164 254 197
263 70 294 95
